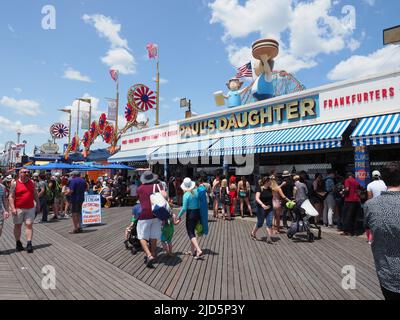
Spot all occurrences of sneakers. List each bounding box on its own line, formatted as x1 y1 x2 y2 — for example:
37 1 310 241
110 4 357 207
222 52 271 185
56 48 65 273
146 256 155 268
26 242 34 254
16 241 24 252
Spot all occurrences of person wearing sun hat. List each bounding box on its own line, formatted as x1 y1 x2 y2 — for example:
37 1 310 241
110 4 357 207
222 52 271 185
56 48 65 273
137 171 166 268
176 177 205 260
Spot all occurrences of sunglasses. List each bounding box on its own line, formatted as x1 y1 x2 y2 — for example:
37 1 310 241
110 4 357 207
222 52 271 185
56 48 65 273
20 171 29 174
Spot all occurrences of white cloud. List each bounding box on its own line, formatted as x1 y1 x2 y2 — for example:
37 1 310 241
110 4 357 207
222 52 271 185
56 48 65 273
8 24 15 32
63 67 92 82
83 14 136 75
327 45 400 81
173 97 181 103
209 0 359 74
209 0 292 40
0 116 46 135
101 48 136 75
0 96 41 116
14 88 22 94
347 38 361 52
82 14 129 49
362 0 375 6
59 93 104 130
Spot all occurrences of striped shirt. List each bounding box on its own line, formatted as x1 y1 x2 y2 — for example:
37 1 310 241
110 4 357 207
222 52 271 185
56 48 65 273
364 191 400 293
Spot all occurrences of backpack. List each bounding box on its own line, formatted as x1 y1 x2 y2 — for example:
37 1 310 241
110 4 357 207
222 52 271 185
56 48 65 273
150 184 171 221
45 183 54 200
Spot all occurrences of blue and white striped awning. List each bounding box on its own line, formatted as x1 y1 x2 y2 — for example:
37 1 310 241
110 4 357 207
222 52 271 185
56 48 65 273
209 135 257 156
151 139 218 160
208 120 352 156
351 113 400 146
108 146 160 163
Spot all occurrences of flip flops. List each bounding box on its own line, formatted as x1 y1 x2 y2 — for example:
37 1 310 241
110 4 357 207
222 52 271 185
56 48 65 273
251 234 259 241
184 251 196 256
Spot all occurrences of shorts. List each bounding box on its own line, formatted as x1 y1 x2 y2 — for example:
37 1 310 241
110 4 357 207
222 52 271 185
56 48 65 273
137 218 162 241
256 206 273 228
13 208 36 225
0 211 4 226
186 209 200 239
54 197 62 205
71 201 83 215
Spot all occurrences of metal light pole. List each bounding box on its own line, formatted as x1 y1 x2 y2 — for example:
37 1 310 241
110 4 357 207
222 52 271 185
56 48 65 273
58 108 72 144
22 140 27 155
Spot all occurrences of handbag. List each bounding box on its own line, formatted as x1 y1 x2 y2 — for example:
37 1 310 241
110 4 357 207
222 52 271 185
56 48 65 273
150 184 171 220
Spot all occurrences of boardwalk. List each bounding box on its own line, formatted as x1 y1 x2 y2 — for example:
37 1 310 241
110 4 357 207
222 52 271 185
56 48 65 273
0 207 383 300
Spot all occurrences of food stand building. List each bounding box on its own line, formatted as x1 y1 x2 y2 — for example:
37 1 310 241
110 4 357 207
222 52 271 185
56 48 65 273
109 70 400 187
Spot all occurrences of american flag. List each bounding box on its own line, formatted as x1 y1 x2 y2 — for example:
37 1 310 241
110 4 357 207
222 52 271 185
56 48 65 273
109 69 118 82
236 62 252 78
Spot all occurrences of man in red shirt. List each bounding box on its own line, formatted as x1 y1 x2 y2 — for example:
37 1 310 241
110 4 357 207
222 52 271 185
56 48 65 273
9 169 40 253
341 172 362 236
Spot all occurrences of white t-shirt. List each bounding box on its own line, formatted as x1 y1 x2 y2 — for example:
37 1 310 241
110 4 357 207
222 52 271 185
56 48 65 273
367 180 387 198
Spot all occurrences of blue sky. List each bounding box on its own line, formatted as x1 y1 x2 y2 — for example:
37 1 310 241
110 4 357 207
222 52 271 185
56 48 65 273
1 0 399 155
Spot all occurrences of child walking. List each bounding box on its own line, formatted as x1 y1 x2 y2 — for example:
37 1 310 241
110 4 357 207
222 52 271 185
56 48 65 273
161 213 176 256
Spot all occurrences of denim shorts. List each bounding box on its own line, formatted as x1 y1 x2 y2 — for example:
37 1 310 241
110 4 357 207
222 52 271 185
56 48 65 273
256 206 273 228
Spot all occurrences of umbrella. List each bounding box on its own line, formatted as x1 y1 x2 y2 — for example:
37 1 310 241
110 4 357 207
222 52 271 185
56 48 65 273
25 162 96 171
93 164 135 170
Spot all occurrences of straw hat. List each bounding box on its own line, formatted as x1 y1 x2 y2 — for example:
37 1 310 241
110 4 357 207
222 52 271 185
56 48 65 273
282 170 291 177
140 171 158 184
181 177 196 192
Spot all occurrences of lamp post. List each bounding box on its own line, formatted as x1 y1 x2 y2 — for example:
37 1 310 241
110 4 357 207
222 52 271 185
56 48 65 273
22 140 27 155
180 98 192 119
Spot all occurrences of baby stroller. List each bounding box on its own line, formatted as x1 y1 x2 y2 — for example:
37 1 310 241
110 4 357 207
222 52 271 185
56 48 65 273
125 221 142 255
124 204 143 255
287 199 322 242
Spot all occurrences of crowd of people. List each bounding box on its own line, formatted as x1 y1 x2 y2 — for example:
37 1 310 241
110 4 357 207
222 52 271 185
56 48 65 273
0 163 399 299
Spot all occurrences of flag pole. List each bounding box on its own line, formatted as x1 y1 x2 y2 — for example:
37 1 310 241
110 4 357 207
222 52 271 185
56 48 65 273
68 111 72 144
115 71 119 136
89 102 92 129
77 99 81 137
155 50 160 126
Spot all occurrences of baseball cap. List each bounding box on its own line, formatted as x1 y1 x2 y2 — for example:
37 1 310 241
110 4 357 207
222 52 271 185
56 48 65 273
372 170 381 178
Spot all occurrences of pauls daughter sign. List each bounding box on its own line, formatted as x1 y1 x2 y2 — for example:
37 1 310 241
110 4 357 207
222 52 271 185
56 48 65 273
179 96 319 138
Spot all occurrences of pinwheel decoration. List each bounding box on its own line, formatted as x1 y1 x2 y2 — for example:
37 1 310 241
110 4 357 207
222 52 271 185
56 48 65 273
98 113 107 134
125 103 138 123
102 124 114 144
82 131 91 148
127 84 156 112
50 123 69 139
89 121 98 140
70 135 79 152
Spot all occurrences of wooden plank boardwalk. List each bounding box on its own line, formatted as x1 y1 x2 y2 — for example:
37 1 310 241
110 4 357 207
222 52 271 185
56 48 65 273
0 217 169 300
0 206 383 300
